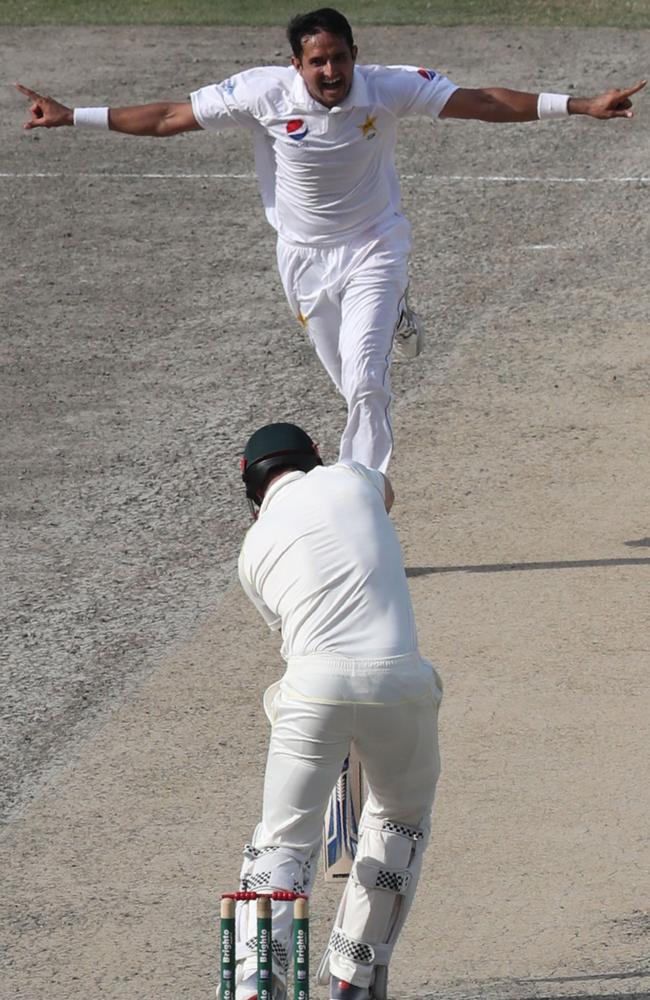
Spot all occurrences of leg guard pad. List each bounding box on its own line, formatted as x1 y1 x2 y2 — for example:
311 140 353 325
236 837 317 982
322 816 429 988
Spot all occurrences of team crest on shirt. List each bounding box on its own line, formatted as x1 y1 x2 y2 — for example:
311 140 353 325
357 114 377 140
417 68 438 81
222 78 236 95
286 118 309 140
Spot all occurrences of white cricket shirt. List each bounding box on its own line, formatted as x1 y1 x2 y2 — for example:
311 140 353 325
238 463 418 661
191 64 457 246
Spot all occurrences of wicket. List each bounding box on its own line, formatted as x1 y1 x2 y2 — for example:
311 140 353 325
220 891 310 1000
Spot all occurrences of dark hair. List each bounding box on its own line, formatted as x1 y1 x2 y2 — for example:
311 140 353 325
287 8 355 58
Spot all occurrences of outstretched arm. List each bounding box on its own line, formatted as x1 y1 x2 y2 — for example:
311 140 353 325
16 83 201 136
440 79 646 122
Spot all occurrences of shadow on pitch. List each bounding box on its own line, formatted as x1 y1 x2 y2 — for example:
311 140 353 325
418 969 650 1000
516 994 650 1000
522 970 650 985
406 556 650 578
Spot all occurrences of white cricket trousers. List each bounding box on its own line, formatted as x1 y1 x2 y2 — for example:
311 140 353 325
276 217 411 472
236 654 442 989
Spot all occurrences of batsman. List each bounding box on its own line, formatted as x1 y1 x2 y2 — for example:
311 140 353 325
235 422 443 1000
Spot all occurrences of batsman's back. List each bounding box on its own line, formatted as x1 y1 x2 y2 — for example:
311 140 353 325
239 462 417 659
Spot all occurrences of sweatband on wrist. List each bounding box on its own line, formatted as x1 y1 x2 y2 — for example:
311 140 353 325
537 93 569 119
73 107 110 128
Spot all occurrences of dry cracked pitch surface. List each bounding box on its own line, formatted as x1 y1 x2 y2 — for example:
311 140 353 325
1 24 649 1000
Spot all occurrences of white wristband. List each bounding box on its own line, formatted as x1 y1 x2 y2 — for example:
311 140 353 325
537 92 570 119
73 106 110 129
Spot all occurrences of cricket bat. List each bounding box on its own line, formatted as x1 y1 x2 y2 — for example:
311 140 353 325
322 746 367 881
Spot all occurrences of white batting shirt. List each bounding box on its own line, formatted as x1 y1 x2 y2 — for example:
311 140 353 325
191 64 457 246
238 463 418 664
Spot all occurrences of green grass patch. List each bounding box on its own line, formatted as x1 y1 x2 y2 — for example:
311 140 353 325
3 0 650 27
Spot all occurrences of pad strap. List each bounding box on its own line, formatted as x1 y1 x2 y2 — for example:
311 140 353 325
240 844 310 893
331 929 373 965
243 843 279 860
361 817 425 841
240 869 307 893
353 859 412 895
244 935 289 973
328 928 391 968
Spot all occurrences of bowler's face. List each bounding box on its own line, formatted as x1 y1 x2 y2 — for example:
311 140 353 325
292 31 357 109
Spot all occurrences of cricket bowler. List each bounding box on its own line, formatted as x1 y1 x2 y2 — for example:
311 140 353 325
16 8 645 472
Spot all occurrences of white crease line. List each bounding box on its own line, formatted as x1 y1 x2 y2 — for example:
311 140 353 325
524 243 582 250
0 171 256 180
0 171 256 179
1 171 650 183
406 174 650 183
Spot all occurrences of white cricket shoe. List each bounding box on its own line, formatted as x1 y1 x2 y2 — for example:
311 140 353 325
393 297 424 362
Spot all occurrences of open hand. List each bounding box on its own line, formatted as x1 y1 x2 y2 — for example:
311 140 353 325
16 83 73 128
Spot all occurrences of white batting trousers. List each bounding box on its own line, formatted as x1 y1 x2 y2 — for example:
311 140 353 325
236 655 442 989
276 217 411 472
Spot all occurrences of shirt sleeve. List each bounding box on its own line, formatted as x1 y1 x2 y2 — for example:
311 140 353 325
190 73 259 131
238 544 282 631
382 65 458 119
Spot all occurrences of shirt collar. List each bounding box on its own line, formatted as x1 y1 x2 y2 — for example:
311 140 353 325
259 469 306 514
289 65 370 112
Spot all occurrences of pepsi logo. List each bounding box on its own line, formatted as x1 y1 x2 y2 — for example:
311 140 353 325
286 118 308 140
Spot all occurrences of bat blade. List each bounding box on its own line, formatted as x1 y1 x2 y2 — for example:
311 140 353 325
322 747 367 881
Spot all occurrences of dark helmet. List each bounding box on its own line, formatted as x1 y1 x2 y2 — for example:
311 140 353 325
240 422 323 504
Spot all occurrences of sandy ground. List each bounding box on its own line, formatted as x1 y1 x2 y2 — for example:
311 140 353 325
1 24 649 1000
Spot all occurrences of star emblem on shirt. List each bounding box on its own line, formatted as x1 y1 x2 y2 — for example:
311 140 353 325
358 114 377 140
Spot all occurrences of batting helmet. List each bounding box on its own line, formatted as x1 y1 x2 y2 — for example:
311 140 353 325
240 422 323 504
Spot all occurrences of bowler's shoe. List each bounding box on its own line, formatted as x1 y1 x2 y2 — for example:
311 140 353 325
393 301 424 361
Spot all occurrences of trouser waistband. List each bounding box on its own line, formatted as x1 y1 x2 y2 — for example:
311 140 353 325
285 651 423 675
